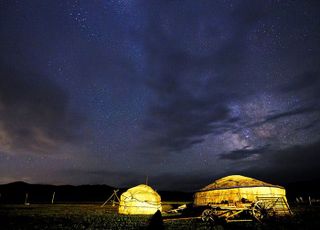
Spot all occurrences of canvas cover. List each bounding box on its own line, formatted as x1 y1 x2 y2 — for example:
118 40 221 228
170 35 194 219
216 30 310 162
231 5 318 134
194 175 290 215
118 184 162 215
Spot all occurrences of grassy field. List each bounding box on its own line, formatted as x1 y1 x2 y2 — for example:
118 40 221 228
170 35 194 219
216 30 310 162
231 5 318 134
0 203 320 229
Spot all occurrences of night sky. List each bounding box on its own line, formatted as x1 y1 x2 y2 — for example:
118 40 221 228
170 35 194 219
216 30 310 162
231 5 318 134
1 0 320 191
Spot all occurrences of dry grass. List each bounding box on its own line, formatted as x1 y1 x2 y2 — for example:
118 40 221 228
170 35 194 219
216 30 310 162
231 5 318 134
0 203 319 229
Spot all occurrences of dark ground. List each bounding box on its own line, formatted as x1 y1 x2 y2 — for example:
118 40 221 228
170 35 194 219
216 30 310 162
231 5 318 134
0 203 320 230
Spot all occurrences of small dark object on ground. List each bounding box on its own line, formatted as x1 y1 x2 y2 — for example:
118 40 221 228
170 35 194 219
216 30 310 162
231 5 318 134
148 210 164 230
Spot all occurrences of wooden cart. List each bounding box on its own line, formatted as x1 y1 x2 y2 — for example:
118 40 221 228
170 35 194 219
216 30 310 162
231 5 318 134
200 196 292 224
164 196 291 225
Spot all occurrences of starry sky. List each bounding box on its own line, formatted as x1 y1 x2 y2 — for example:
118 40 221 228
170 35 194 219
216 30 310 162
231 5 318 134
0 0 320 191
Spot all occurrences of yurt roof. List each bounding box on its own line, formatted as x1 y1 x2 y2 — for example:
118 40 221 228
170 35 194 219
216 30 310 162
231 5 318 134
126 184 159 194
200 175 284 191
122 184 161 201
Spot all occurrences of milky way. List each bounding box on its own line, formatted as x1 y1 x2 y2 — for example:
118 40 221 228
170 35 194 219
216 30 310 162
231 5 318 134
0 0 320 190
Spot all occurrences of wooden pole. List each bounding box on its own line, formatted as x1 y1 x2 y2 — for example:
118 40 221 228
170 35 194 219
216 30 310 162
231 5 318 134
24 193 30 205
51 192 55 204
114 189 120 202
101 189 120 207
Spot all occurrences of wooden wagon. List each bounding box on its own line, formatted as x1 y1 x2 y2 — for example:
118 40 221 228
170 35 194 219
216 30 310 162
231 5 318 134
165 196 292 224
201 196 292 223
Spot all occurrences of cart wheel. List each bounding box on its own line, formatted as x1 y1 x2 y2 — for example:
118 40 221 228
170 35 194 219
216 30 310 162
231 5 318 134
201 209 213 222
201 208 217 222
252 200 275 222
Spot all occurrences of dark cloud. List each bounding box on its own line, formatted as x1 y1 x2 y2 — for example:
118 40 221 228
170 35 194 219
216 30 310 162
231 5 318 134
230 139 320 184
0 64 85 155
141 1 270 154
264 107 320 123
281 71 320 95
143 91 230 152
219 146 268 160
294 119 320 131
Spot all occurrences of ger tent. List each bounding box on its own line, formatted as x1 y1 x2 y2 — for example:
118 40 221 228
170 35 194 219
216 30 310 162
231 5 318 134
194 175 290 215
118 184 162 215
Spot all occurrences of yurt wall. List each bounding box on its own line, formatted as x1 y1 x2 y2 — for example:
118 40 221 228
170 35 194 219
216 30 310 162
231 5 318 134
194 186 287 205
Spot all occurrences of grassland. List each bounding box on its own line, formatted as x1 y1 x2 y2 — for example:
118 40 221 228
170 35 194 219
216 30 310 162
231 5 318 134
0 203 320 229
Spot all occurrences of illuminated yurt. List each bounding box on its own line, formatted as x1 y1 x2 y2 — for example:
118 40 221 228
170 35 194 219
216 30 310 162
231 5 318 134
194 175 290 215
118 184 162 215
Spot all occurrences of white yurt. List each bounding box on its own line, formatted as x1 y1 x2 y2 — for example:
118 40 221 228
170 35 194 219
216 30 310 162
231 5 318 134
194 175 291 215
118 184 162 215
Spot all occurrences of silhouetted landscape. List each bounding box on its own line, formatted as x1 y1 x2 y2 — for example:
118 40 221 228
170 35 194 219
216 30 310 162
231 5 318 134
0 182 193 204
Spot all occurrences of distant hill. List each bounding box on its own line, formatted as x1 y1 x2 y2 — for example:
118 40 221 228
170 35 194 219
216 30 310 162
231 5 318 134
0 182 115 204
0 182 193 204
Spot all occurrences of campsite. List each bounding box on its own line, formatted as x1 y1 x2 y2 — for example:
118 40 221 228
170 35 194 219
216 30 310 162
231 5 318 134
1 176 320 229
